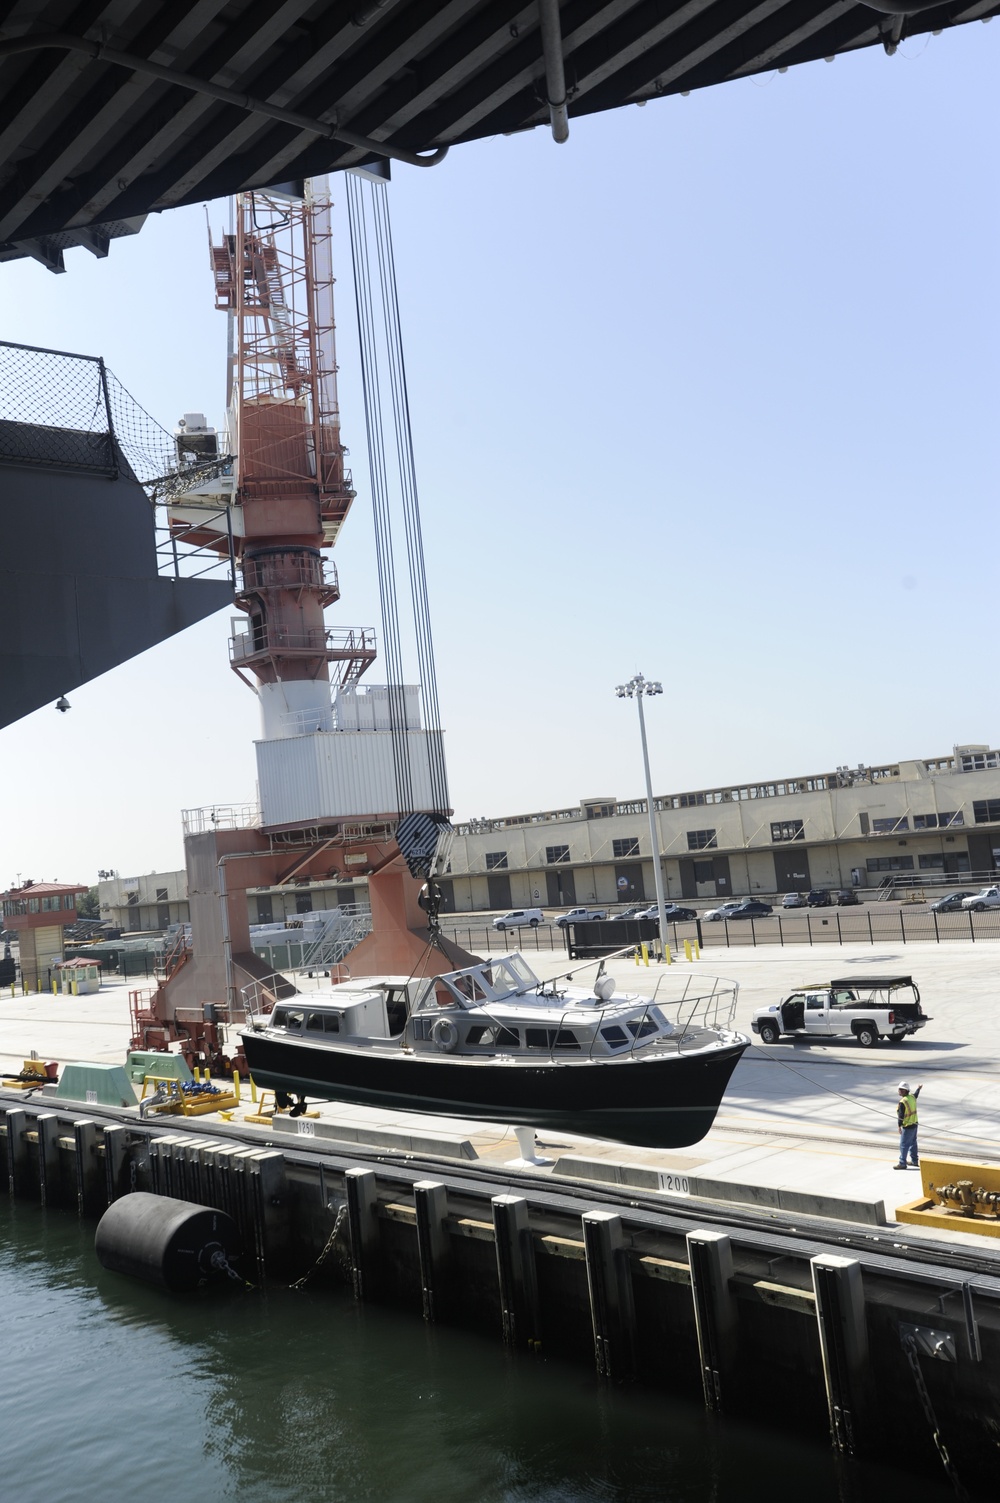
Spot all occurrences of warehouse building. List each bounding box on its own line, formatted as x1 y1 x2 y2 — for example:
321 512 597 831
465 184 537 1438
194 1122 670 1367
438 743 1000 913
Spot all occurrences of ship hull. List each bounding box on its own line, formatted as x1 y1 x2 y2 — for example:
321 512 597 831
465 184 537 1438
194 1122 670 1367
239 1031 748 1149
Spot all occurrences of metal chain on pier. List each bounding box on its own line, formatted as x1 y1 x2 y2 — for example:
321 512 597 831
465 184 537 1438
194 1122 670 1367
901 1334 970 1501
289 1202 348 1289
210 1249 255 1290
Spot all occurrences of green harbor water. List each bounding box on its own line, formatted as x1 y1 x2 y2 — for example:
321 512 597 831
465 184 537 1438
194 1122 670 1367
0 1201 954 1503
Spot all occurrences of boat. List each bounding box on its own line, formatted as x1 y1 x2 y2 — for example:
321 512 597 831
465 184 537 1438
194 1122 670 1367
238 951 748 1150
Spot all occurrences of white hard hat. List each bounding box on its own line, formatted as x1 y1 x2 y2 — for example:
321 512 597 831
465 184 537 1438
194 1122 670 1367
898 1081 910 1091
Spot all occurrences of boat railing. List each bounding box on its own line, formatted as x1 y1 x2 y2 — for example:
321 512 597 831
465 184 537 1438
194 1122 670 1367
241 972 295 1026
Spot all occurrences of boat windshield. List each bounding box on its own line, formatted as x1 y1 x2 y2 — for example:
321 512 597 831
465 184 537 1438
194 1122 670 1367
413 954 541 1012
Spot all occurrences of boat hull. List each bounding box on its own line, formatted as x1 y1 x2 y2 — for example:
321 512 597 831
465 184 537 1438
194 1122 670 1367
239 1032 749 1149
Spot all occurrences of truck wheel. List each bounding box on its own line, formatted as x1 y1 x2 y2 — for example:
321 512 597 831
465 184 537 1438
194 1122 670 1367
529 919 539 927
855 1025 877 1048
973 903 986 913
758 1021 780 1045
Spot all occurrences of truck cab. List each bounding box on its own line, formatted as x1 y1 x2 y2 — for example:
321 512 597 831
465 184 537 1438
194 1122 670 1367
751 976 928 1048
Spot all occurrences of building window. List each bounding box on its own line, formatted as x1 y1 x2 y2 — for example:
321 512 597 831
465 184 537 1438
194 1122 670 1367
679 793 706 808
127 891 139 907
866 856 915 872
973 800 1000 824
918 855 945 869
156 887 168 903
687 830 717 851
63 894 75 909
872 817 909 834
485 852 508 870
771 819 805 843
545 845 570 864
28 898 39 912
612 837 640 858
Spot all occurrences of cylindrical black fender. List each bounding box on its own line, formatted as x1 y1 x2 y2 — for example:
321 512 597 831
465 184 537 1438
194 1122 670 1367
95 1192 242 1292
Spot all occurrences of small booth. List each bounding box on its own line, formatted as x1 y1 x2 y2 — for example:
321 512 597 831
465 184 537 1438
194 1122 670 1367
54 957 102 996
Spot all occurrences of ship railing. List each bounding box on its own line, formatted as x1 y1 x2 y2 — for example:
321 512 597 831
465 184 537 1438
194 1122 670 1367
242 972 295 1026
182 802 262 835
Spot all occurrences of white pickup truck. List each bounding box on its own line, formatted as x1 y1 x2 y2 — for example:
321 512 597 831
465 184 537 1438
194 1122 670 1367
554 906 608 927
751 975 929 1049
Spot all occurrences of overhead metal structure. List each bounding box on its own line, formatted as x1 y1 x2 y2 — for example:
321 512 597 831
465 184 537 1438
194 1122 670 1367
0 0 997 270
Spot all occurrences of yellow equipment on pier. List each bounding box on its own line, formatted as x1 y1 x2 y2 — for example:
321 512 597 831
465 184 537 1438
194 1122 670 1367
897 1156 1000 1238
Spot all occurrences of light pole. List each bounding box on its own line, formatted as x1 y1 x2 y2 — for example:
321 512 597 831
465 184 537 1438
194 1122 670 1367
615 673 668 959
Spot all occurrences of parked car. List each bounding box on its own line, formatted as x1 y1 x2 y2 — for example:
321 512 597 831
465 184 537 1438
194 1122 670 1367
834 889 860 906
961 887 1000 913
806 890 832 907
554 906 607 927
492 908 543 931
725 899 774 920
636 903 697 923
702 900 745 922
930 890 975 913
781 892 806 909
611 905 649 921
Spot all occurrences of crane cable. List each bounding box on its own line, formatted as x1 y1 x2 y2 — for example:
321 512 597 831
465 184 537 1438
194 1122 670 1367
345 173 448 818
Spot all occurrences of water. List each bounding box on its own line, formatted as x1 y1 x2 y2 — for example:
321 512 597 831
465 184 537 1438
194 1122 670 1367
0 1202 955 1503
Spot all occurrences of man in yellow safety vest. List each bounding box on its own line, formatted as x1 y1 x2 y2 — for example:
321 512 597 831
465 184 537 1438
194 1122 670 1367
894 1081 921 1169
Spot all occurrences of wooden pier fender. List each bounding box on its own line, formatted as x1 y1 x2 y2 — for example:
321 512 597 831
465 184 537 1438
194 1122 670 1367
35 1113 63 1207
492 1194 541 1351
414 1180 451 1322
345 1167 381 1302
582 1210 636 1381
5 1108 29 1198
102 1123 130 1202
811 1254 870 1456
73 1120 104 1217
687 1229 738 1412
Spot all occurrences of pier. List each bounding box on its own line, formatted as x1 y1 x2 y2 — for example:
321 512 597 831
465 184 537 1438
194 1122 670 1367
1 939 999 1496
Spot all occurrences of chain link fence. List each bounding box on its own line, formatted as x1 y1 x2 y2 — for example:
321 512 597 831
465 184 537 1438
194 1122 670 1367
0 339 234 584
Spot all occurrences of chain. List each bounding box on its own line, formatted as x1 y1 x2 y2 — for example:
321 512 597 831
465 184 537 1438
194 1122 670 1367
289 1203 348 1290
129 1157 137 1193
901 1335 970 1501
210 1249 255 1290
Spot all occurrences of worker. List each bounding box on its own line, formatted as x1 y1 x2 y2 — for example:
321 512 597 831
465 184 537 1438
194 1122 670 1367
894 1080 921 1169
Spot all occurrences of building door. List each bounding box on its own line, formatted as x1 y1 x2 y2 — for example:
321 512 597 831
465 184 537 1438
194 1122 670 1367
679 856 732 898
965 833 993 876
613 863 645 903
436 880 456 913
774 849 811 893
256 896 273 925
545 868 576 906
487 872 512 910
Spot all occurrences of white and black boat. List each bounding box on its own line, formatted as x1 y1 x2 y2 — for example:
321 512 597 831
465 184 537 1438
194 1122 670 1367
239 952 748 1149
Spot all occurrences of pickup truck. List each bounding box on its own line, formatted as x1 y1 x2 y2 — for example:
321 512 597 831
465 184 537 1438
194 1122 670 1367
554 906 608 927
751 975 929 1048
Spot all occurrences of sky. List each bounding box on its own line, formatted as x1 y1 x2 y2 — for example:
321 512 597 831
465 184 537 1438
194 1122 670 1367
1 25 997 886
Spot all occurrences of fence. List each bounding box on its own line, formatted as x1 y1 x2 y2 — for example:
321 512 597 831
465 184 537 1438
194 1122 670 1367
442 905 1000 956
0 339 234 586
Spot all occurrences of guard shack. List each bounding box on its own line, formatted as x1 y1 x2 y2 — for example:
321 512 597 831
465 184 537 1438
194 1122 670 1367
54 957 102 995
1 881 88 990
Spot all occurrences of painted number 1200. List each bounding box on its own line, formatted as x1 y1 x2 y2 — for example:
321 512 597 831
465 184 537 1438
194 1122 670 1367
660 1174 690 1196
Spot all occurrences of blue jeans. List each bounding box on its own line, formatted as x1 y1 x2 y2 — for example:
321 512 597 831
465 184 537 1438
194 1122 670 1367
898 1124 919 1166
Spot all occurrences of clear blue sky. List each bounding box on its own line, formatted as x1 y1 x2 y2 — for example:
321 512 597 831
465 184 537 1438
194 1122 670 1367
2 27 997 885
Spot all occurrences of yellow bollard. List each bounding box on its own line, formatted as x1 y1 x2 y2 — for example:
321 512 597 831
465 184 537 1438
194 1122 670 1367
634 947 639 966
250 1076 258 1104
664 945 672 965
684 939 692 962
232 1070 241 1104
694 939 700 959
52 978 58 995
641 942 649 967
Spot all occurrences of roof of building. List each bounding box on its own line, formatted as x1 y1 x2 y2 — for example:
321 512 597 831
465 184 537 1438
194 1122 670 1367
1 881 87 899
2 1 998 269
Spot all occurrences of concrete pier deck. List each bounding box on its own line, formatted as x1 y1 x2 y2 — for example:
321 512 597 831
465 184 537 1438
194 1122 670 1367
2 939 997 1244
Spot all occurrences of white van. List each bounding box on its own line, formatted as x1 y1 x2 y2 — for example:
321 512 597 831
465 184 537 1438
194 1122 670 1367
492 908 543 931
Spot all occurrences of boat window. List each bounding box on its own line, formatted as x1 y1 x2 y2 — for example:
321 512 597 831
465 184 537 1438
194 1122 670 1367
525 1027 581 1050
504 955 540 988
324 1014 341 1034
600 1025 629 1048
466 1025 520 1048
279 1009 305 1031
626 1018 658 1040
306 1013 328 1031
